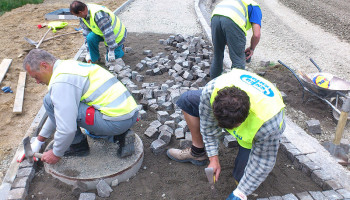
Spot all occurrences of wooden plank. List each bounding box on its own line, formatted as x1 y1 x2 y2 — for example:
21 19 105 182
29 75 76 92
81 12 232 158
13 72 26 114
0 59 12 85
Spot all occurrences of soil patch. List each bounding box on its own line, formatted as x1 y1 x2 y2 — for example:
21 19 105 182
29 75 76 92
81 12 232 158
26 32 322 200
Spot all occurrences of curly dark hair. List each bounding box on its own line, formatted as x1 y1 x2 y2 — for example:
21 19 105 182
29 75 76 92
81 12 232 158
212 86 250 129
70 1 87 15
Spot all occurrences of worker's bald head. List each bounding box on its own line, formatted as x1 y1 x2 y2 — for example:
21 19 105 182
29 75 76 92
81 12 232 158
23 49 57 72
70 1 87 15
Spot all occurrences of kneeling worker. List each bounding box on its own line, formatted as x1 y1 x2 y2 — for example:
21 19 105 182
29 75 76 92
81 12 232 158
167 68 285 200
19 49 138 165
70 1 127 65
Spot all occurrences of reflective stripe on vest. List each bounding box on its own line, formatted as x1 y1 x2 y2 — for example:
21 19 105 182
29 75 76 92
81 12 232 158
211 0 259 35
48 60 138 119
83 4 126 46
210 69 285 149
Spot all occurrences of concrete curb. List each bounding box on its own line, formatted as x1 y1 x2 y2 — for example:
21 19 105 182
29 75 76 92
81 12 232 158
194 0 350 199
0 0 137 199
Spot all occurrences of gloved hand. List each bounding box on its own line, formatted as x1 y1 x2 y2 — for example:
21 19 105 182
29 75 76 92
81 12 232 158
17 137 45 163
85 54 91 63
108 50 116 62
226 189 247 200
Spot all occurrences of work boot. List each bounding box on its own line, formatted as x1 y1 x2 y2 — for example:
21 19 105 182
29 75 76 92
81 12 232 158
166 148 208 166
114 130 135 158
64 137 90 157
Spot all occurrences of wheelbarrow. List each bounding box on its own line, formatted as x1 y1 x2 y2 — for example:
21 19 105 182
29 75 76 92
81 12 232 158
278 59 350 165
278 59 350 122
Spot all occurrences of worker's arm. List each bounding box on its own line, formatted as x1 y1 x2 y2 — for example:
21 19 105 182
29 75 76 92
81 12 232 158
42 74 87 164
236 110 285 196
245 5 262 60
199 79 223 179
95 11 118 51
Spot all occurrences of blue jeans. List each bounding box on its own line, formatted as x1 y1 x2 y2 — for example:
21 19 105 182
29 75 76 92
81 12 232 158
43 93 138 144
210 15 246 79
86 32 125 62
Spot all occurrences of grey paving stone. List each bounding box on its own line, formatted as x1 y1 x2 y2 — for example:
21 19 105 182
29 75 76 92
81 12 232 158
281 193 298 200
96 179 113 198
293 154 312 170
301 161 321 177
157 111 169 124
223 135 238 148
7 188 26 200
295 191 313 200
0 183 11 200
309 191 327 200
150 120 162 128
337 188 350 198
159 125 173 134
323 179 343 190
151 139 167 155
175 128 185 139
306 119 322 134
164 120 176 130
159 131 172 144
311 169 332 187
285 148 303 162
19 159 35 169
269 196 283 200
144 126 159 138
12 177 29 189
138 110 147 120
16 167 34 180
79 193 96 200
322 190 343 200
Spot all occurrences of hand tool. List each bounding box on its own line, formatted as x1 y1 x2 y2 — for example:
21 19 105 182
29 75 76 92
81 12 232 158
23 136 42 163
205 167 218 197
24 30 81 46
36 27 51 49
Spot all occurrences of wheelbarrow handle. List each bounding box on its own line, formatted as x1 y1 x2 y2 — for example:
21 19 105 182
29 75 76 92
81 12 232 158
278 60 308 89
309 58 322 72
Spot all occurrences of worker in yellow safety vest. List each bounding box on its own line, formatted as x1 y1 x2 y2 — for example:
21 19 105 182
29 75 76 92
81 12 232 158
19 49 138 165
167 69 285 200
70 1 127 66
210 0 262 79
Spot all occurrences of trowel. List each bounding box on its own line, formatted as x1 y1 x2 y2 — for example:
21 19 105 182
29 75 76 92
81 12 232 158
205 167 218 197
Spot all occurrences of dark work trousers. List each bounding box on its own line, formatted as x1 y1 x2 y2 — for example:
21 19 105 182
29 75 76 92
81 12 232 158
210 15 246 79
233 145 251 182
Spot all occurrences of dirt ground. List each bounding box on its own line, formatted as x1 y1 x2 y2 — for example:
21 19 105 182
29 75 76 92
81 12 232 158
0 0 348 199
26 32 322 200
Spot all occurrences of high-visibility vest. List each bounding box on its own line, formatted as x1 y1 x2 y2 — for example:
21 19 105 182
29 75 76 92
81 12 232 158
48 60 138 119
212 0 260 35
210 69 285 149
82 4 126 46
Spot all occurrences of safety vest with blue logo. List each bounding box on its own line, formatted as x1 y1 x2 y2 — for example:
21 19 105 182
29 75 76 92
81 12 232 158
48 60 138 120
212 0 260 35
83 4 126 46
210 69 285 149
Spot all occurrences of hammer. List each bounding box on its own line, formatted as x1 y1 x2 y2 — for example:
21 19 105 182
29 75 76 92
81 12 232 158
22 136 42 163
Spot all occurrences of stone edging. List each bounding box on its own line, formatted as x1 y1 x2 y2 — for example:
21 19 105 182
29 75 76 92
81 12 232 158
0 0 136 199
194 0 350 199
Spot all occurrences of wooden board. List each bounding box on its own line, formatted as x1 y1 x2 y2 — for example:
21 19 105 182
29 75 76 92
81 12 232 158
0 59 12 84
13 72 26 114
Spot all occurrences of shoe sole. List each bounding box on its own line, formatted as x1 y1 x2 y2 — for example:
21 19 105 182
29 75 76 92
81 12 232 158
166 150 208 166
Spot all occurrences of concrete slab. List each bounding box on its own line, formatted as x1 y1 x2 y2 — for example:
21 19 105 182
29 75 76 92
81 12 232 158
44 135 144 190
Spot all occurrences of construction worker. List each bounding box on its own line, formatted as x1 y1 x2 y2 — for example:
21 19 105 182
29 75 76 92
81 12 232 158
19 49 138 164
167 69 285 200
70 1 127 66
210 0 262 79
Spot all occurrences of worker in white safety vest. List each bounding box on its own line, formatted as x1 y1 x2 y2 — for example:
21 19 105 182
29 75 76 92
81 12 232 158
18 49 138 165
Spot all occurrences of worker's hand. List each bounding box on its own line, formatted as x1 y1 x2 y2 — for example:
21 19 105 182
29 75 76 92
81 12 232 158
41 149 61 164
108 50 116 62
17 137 44 163
226 189 247 200
244 47 254 61
208 155 221 181
85 54 91 63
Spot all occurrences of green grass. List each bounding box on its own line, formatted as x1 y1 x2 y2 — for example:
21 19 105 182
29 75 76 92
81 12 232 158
0 0 44 16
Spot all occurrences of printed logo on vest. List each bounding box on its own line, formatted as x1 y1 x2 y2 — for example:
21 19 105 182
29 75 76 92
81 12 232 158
232 131 242 140
240 74 274 97
78 63 93 67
